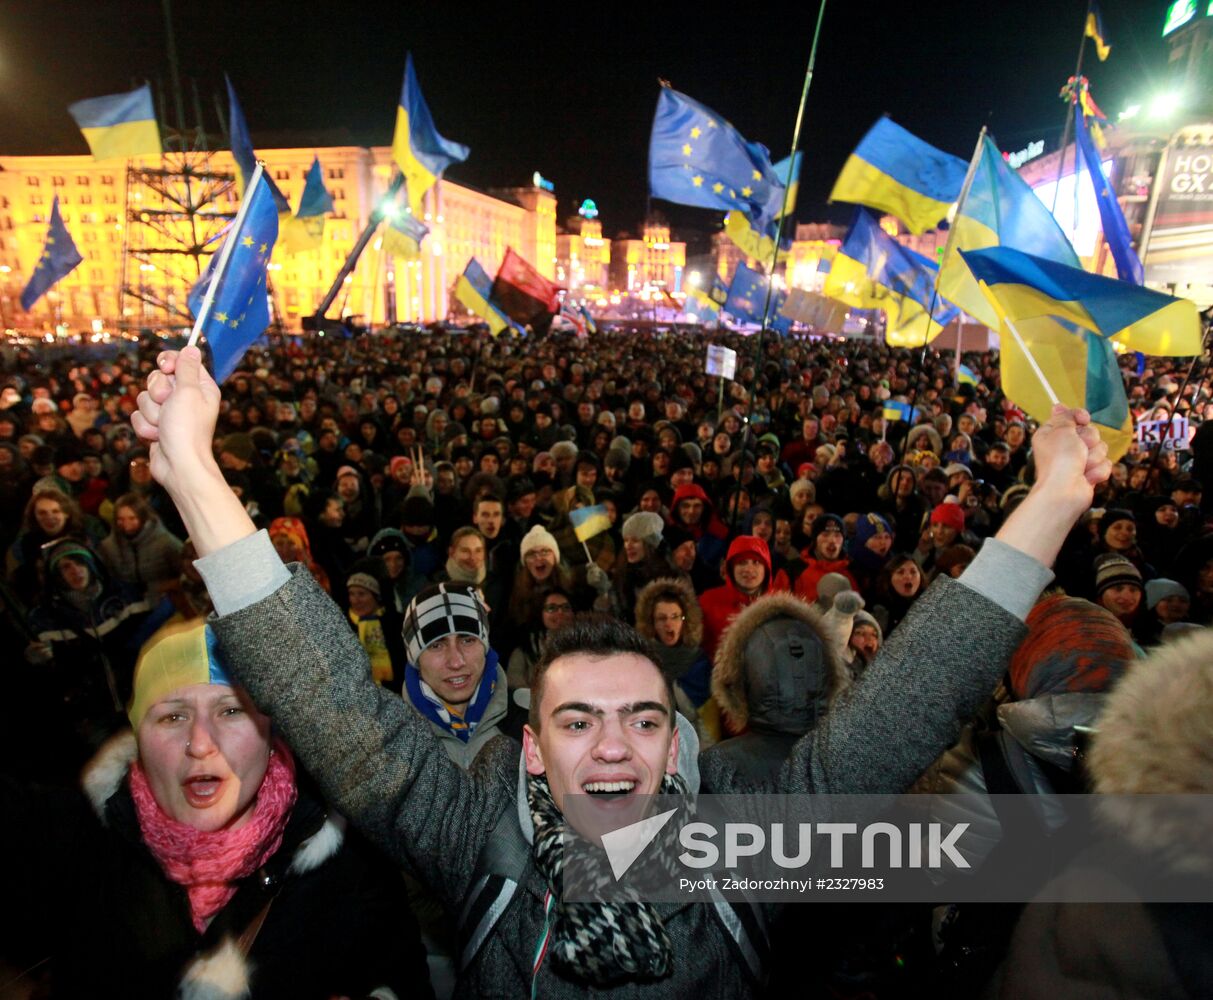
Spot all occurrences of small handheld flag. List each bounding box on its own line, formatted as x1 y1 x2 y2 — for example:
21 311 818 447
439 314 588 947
957 364 979 387
187 164 279 383
570 504 612 543
20 196 83 311
68 85 162 161
882 400 917 423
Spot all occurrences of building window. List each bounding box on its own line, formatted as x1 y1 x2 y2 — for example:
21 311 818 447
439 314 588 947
91 268 103 281
79 194 92 204
86 249 99 261
30 195 43 206
76 176 89 186
103 193 117 204
52 176 65 187
332 188 345 201
327 167 344 180
274 169 290 181
27 176 39 187
101 175 114 185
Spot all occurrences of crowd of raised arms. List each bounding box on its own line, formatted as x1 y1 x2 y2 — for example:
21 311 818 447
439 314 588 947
1 324 1210 999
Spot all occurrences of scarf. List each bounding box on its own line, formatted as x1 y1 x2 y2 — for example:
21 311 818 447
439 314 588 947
404 648 499 743
527 771 688 985
129 739 298 933
445 555 487 586
350 606 393 685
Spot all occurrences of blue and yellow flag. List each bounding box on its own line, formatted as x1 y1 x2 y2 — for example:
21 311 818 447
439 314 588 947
578 304 598 336
20 196 83 311
960 245 1202 459
824 209 958 347
1075 110 1141 285
957 364 979 387
224 77 290 213
454 258 518 337
188 176 279 383
648 86 785 229
1086 2 1110 61
721 152 802 268
686 274 729 324
725 262 790 334
381 211 429 259
570 504 612 543
67 85 162 161
280 157 335 254
392 53 470 215
829 117 967 235
882 400 919 423
937 135 1079 330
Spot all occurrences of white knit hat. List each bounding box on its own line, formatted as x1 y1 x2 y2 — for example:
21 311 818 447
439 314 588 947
519 524 560 563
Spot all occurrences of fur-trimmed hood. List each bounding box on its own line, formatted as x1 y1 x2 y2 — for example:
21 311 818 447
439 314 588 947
1090 628 1213 873
634 575 703 648
711 591 850 732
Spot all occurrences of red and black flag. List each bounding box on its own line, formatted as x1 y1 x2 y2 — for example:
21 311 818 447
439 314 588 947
491 248 562 326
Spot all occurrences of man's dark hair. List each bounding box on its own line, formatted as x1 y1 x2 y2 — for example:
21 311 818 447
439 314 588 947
528 613 674 731
473 493 504 515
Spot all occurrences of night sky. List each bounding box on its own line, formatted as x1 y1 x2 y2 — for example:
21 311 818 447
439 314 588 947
0 1 1174 244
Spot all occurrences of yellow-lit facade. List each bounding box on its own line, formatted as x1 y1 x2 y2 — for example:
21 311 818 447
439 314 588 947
556 218 611 292
609 223 686 292
0 146 557 331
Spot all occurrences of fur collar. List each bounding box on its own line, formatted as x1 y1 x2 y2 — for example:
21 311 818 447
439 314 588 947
1090 628 1213 872
634 575 703 647
711 591 849 730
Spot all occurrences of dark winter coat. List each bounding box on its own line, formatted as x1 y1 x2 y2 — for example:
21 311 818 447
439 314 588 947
0 732 429 1000
97 517 184 597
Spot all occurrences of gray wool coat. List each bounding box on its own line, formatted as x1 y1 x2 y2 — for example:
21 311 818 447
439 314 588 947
203 533 1037 998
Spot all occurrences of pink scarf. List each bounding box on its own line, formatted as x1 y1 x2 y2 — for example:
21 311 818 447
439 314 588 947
130 739 298 932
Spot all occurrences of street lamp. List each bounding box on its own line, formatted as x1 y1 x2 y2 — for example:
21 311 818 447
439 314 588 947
1149 91 1184 120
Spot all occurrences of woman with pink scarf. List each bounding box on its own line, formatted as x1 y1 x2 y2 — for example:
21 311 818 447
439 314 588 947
1 620 430 999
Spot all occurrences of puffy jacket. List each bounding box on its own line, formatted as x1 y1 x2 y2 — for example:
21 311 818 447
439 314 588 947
698 535 776 661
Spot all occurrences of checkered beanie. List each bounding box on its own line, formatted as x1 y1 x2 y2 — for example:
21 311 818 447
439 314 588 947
402 583 490 663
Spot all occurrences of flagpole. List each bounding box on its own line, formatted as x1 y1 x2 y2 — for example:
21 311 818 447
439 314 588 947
922 126 987 375
1051 0 1091 214
998 312 1060 405
187 161 264 348
755 0 827 337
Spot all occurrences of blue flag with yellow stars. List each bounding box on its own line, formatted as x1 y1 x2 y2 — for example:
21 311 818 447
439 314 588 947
188 176 279 383
725 262 790 334
21 196 83 311
225 76 290 214
649 85 785 229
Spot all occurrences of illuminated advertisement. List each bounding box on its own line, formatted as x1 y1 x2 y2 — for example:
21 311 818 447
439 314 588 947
1144 144 1213 283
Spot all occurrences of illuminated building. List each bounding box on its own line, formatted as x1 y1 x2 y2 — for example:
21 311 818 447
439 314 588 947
609 222 686 293
785 222 845 291
0 146 556 330
555 200 611 293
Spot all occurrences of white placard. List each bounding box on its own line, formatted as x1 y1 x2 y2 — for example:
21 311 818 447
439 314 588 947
1135 416 1190 451
705 344 737 380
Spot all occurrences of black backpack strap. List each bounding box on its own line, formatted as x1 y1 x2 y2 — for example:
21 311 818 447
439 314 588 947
456 802 531 972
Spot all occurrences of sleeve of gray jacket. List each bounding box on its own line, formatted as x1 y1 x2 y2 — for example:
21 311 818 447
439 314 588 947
775 556 1032 797
205 563 506 904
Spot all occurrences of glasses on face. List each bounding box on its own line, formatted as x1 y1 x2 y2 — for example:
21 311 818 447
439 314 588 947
543 603 573 615
654 613 685 625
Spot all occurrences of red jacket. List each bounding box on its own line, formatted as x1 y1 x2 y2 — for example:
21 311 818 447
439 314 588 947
793 556 858 603
698 535 787 661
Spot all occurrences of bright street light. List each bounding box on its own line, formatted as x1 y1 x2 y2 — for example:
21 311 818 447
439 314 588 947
1149 92 1184 120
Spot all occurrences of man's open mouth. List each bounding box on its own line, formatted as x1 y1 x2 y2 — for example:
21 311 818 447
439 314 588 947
582 780 637 799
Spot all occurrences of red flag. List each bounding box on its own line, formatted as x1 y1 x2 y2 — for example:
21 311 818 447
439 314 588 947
491 248 561 325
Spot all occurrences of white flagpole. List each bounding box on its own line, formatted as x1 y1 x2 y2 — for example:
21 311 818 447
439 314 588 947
1001 313 1060 405
187 160 264 348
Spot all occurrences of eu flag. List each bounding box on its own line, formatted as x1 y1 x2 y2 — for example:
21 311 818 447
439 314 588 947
225 76 290 213
21 196 83 311
188 176 279 383
392 53 470 215
725 262 790 334
648 86 785 229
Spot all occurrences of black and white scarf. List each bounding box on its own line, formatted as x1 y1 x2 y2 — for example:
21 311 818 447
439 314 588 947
526 771 688 985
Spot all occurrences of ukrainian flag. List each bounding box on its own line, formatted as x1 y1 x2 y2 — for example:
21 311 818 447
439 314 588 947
823 209 957 347
67 85 161 161
960 246 1202 459
280 157 335 254
882 400 916 423
937 135 1079 331
957 364 979 387
686 275 728 324
392 54 469 215
455 258 516 337
830 117 967 235
381 212 429 260
1086 2 1110 61
570 504 612 543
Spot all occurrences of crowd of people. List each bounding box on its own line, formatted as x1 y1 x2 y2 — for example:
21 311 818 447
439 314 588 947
1 322 1211 998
